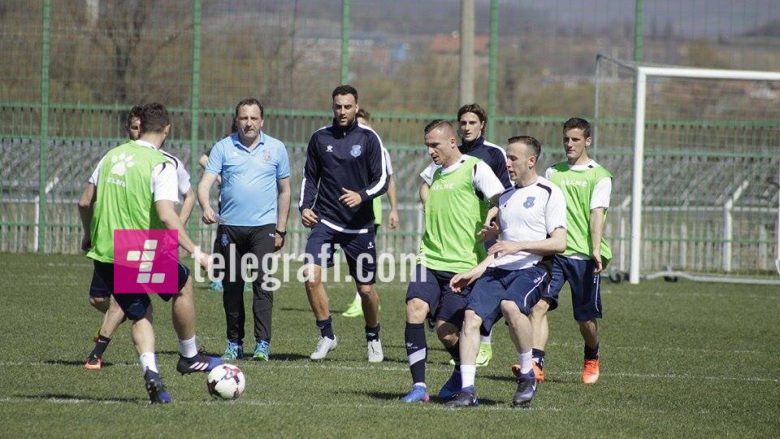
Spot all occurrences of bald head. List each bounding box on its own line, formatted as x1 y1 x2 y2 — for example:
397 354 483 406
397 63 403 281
424 120 460 167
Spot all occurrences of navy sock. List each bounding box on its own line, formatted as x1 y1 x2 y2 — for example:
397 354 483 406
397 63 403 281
365 323 380 342
90 335 111 358
532 348 545 368
316 316 335 340
444 342 460 366
584 344 599 360
405 323 427 384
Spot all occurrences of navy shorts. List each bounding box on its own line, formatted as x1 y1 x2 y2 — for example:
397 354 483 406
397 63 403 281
467 266 549 333
88 260 190 320
543 255 603 321
405 264 471 327
304 223 377 285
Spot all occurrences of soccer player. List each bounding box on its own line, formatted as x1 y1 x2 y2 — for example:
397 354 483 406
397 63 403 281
78 103 218 403
342 108 399 318
299 85 388 362
527 117 612 384
400 120 504 403
81 105 199 370
446 136 567 408
198 98 291 361
419 103 511 367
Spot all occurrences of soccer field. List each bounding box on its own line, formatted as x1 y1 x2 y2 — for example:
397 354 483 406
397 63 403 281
0 253 778 438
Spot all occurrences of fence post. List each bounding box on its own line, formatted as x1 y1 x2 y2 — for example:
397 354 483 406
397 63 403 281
486 0 498 139
189 0 202 239
340 0 350 84
37 0 51 254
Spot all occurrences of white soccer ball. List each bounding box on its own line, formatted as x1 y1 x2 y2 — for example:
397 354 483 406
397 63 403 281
206 364 246 400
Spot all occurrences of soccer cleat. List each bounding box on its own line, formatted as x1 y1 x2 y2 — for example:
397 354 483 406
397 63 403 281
399 384 430 403
177 353 222 375
512 370 537 408
208 280 223 292
476 342 493 367
367 339 384 363
437 370 462 400
582 358 600 384
253 340 270 361
221 341 244 360
84 355 102 370
446 387 478 408
144 370 171 404
512 362 545 383
342 296 364 318
310 336 338 360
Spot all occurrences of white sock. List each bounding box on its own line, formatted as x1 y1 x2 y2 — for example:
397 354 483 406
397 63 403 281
413 382 427 388
480 333 492 344
518 351 533 374
461 364 477 389
139 352 158 374
178 336 198 358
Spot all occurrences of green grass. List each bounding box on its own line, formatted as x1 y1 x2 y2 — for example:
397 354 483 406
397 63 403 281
0 253 778 438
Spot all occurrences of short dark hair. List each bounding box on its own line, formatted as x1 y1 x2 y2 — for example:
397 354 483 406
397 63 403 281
356 108 370 122
234 98 264 119
424 119 455 135
139 103 170 134
507 135 542 159
332 84 358 101
563 117 591 138
457 103 488 135
124 105 142 135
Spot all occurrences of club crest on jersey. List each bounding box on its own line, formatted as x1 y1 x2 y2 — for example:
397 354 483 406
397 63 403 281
350 144 362 157
263 150 272 161
523 197 535 208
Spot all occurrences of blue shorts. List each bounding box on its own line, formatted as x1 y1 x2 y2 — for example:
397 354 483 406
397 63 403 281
405 264 471 327
543 255 603 321
304 223 377 285
467 266 549 332
88 260 190 320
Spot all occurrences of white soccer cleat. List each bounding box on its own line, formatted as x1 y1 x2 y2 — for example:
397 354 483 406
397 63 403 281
310 336 338 360
367 339 384 363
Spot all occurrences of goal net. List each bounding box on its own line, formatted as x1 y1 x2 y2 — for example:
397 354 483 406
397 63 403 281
594 54 780 285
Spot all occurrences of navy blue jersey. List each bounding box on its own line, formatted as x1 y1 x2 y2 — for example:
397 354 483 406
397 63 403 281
460 136 511 189
299 119 388 233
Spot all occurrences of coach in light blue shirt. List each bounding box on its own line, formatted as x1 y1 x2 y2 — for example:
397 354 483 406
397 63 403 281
197 98 291 363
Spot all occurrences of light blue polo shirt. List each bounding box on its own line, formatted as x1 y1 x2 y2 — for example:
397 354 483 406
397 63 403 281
206 132 290 226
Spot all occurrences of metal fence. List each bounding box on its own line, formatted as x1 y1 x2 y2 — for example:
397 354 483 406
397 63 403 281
2 1 779 281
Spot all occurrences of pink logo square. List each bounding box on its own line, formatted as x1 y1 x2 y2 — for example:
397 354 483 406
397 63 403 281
114 229 179 294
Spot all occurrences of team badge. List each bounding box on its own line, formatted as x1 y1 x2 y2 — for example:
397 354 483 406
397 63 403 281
350 144 362 157
263 150 271 161
523 197 536 208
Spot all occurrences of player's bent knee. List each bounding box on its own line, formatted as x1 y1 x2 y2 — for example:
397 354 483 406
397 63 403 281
437 325 459 346
123 301 151 321
405 298 428 323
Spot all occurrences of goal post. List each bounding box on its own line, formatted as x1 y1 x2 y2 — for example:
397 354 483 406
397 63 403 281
594 54 780 285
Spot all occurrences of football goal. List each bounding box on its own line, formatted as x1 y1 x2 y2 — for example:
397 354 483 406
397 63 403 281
594 54 780 285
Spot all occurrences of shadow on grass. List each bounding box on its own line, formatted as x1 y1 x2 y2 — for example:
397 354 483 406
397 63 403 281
44 359 129 368
268 352 313 361
362 390 503 406
21 393 142 403
278 306 315 313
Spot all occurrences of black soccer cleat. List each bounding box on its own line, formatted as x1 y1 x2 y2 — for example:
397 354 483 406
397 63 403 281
445 388 478 408
512 370 537 408
143 370 171 404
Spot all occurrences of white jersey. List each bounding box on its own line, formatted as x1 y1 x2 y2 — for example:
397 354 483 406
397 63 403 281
491 176 567 271
89 141 191 203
